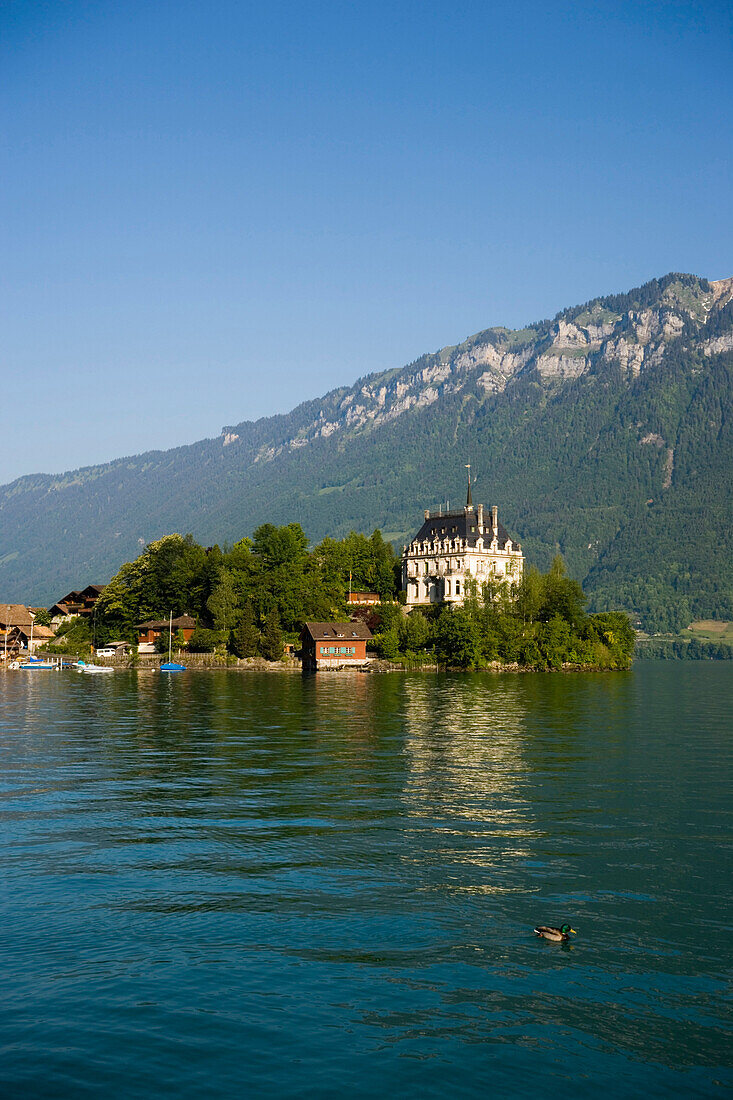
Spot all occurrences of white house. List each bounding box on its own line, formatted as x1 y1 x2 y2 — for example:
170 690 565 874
402 484 523 610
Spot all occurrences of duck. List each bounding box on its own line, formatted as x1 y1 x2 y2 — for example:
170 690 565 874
534 923 577 942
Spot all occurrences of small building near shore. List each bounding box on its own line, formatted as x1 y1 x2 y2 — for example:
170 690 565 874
0 605 56 657
300 621 372 670
49 585 106 629
136 615 196 653
346 591 381 606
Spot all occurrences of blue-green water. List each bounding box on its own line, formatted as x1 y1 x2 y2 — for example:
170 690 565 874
0 663 731 1097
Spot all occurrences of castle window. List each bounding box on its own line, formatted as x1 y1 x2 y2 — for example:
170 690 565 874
445 580 451 596
455 581 461 596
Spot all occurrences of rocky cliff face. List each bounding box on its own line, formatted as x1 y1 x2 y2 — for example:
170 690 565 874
220 274 733 463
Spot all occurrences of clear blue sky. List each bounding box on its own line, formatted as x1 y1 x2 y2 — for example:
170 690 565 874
2 0 731 483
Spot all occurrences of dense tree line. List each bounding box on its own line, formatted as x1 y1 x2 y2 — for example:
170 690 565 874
89 525 399 658
635 638 733 660
48 528 635 669
370 557 635 670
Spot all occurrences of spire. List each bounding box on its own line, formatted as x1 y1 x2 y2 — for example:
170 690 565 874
465 464 472 508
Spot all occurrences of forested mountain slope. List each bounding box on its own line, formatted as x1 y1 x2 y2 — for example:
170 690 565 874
2 272 731 630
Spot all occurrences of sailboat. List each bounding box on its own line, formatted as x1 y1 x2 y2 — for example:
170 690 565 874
160 612 186 672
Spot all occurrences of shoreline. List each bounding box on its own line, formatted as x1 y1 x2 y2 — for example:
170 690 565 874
36 653 632 673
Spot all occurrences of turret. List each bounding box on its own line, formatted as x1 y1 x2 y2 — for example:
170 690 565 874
491 505 498 538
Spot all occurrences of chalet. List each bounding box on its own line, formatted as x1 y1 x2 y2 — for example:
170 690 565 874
300 621 372 670
0 605 55 657
346 592 381 606
136 615 196 654
0 624 26 660
402 478 524 611
49 585 106 628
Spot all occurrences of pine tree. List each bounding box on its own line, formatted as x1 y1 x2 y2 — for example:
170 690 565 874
259 607 283 661
230 602 260 658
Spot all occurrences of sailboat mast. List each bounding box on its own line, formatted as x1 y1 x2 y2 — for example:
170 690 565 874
168 611 173 663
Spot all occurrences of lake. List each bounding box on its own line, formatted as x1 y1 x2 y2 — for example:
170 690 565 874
0 663 731 1097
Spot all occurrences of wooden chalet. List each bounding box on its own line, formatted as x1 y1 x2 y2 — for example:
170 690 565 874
0 605 55 657
136 615 196 653
49 585 107 627
300 621 372 670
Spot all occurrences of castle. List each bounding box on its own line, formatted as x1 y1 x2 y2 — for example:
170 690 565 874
402 474 523 610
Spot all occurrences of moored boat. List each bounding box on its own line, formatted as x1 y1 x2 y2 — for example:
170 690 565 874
159 612 187 673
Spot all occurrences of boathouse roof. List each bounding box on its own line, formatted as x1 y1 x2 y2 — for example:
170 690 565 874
302 621 372 641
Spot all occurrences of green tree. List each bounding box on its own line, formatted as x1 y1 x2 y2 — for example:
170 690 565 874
94 533 207 642
434 607 482 669
515 566 544 623
400 609 431 653
187 626 219 653
206 568 239 632
230 602 261 658
259 608 283 661
539 555 587 627
373 626 400 659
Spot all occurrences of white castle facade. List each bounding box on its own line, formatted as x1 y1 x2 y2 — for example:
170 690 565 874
402 486 524 611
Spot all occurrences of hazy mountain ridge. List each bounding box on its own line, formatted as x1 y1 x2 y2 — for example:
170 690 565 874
2 272 731 629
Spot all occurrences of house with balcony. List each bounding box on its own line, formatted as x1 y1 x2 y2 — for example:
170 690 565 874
136 615 196 654
49 585 106 629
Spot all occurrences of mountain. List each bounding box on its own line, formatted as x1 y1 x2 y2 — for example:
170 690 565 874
2 272 732 631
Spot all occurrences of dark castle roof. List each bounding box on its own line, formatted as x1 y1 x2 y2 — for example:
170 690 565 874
411 506 515 550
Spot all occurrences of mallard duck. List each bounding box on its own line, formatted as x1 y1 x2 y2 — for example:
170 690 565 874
534 923 577 942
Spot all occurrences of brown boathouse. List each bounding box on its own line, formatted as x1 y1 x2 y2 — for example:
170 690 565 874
300 621 372 670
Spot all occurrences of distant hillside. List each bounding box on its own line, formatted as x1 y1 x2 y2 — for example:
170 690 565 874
2 272 732 631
